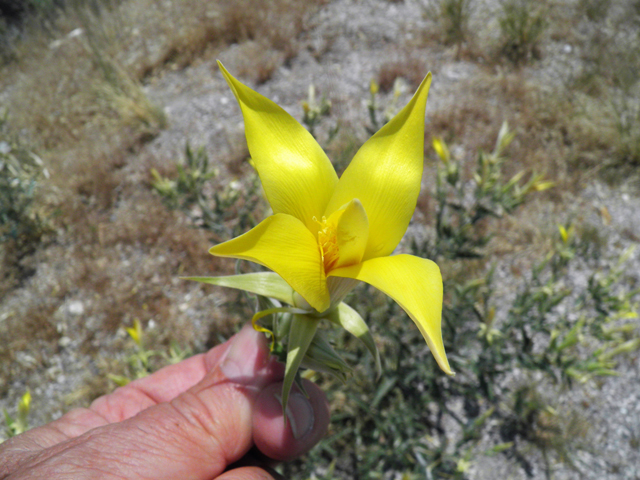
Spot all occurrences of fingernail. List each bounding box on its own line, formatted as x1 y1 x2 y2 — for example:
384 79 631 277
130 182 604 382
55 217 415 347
219 325 268 385
275 392 314 440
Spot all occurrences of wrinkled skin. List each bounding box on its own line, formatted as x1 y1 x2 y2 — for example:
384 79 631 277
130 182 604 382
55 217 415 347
0 324 330 480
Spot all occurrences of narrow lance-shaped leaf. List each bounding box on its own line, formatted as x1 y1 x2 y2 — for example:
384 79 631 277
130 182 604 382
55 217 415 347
282 314 319 415
181 272 294 305
302 331 353 382
328 302 381 378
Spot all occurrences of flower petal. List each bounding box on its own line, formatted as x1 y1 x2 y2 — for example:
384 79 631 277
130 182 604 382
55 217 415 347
329 254 452 375
209 214 330 312
219 62 338 233
327 198 369 269
325 73 432 261
181 272 294 305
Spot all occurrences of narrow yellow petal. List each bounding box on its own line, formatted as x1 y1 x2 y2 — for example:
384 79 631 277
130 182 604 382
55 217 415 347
209 214 330 312
219 62 338 233
329 254 452 375
325 73 432 261
327 198 369 269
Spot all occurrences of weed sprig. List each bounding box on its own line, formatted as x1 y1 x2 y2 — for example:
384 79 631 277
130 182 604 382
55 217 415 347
285 121 637 480
151 143 263 240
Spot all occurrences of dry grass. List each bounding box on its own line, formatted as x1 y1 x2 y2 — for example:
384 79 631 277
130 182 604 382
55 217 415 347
565 2 640 173
0 0 323 408
378 56 428 93
0 300 61 398
1 0 322 151
227 41 286 85
428 70 580 189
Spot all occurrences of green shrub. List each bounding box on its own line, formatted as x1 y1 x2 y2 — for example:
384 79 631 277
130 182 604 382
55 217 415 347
497 0 547 65
577 0 611 22
0 111 48 253
422 123 553 259
283 124 637 480
424 0 473 47
151 143 263 239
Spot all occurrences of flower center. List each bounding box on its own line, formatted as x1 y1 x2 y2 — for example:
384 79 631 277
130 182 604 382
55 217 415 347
314 216 339 274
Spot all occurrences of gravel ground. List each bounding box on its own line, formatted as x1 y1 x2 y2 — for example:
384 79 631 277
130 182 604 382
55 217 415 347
1 0 639 478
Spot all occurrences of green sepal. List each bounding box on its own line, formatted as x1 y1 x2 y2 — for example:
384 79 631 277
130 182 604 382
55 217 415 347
302 331 352 383
301 357 349 383
181 272 295 305
282 314 319 416
328 302 382 379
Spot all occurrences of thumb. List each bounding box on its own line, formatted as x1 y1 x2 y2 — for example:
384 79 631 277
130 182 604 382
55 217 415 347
12 325 283 480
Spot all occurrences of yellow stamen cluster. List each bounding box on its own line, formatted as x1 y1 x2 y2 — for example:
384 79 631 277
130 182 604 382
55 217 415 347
314 216 339 274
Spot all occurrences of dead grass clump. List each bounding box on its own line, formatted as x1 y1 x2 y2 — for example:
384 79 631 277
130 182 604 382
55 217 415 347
421 0 473 49
94 61 168 135
226 41 285 85
428 97 500 152
1 0 324 173
378 57 428 93
221 0 325 56
66 186 214 273
222 140 251 177
54 200 216 339
566 3 640 172
101 196 215 269
0 301 60 396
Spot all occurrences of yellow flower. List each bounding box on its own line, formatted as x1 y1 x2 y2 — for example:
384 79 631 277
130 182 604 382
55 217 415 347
207 62 451 374
188 63 454 408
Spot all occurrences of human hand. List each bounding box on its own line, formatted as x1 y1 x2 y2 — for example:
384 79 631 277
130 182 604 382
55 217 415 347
0 323 330 479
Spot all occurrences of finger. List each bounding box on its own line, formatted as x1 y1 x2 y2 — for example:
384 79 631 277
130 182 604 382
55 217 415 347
2 324 283 480
216 466 283 480
253 380 330 462
87 337 235 423
0 330 237 474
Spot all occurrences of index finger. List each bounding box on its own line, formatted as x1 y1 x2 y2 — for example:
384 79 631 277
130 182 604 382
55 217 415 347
0 334 234 477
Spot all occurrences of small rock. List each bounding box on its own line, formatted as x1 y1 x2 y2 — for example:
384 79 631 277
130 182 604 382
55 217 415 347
67 28 83 39
68 301 84 316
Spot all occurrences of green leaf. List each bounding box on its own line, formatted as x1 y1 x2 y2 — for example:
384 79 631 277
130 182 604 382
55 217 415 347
3 408 14 430
371 376 397 409
282 314 319 415
301 356 349 383
107 374 131 387
302 331 352 382
182 272 294 305
328 302 382 378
